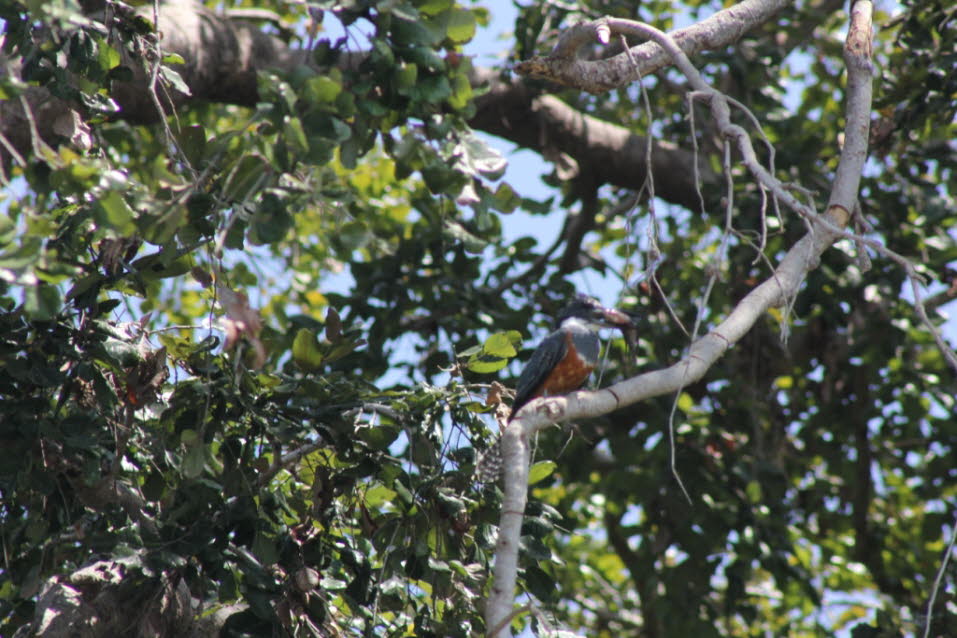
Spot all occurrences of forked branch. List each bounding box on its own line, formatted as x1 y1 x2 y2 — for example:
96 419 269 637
516 0 791 93
486 3 879 635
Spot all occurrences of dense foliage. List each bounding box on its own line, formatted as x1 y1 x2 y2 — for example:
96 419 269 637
0 0 954 636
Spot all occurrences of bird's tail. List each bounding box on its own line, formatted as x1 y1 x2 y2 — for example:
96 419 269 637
474 436 504 484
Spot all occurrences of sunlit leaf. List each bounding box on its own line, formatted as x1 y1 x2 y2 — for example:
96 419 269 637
292 328 324 371
528 460 556 485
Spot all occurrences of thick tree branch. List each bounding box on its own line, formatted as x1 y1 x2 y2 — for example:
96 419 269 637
3 0 719 211
485 4 876 635
469 68 716 209
515 0 791 93
485 425 530 638
112 0 303 119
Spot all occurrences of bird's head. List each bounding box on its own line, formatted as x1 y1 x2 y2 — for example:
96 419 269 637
555 294 632 330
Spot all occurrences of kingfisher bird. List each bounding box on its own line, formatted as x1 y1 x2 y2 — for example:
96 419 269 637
476 294 632 482
508 294 632 421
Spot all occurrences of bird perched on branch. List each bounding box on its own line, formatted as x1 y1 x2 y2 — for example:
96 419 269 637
476 294 633 483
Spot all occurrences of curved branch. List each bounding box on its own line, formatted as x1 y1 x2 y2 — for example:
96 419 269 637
485 4 876 635
515 0 791 93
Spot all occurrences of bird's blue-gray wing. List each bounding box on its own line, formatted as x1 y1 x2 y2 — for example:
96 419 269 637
509 330 567 420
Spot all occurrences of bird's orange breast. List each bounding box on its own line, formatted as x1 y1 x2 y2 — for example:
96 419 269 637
531 334 594 398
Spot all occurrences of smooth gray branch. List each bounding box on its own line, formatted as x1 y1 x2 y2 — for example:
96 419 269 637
515 0 791 93
486 3 880 635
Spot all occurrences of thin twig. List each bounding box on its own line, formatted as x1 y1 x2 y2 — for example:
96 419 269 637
922 512 957 638
145 0 194 175
0 129 25 169
17 94 47 160
147 0 174 150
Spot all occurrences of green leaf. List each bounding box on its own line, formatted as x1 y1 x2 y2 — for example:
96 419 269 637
97 39 121 71
467 354 508 374
223 154 269 203
252 532 279 565
324 338 365 363
484 331 519 358
292 328 324 371
437 8 476 44
773 375 793 389
334 90 356 116
403 45 446 71
136 253 191 280
283 116 309 153
95 191 136 235
100 336 141 367
409 74 451 103
456 131 507 179
182 444 205 479
304 75 342 104
676 392 694 413
319 577 347 590
0 236 41 269
339 136 359 169
442 220 485 253
160 65 191 95
417 0 453 16
23 284 62 320
364 484 397 508
528 460 556 485
179 125 207 166
393 480 414 507
427 557 451 573
746 480 763 504
251 192 292 245
522 515 554 537
0 215 15 247
493 182 520 213
457 344 482 357
393 62 418 94
65 273 103 302
391 16 442 47
358 426 400 451
446 71 472 110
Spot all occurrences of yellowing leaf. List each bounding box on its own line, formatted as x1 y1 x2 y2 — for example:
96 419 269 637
774 375 793 389
676 392 694 413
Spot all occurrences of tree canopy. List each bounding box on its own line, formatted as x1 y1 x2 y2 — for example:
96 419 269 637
1 0 955 636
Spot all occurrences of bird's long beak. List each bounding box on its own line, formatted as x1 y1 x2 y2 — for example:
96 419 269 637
597 305 639 352
596 306 632 328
